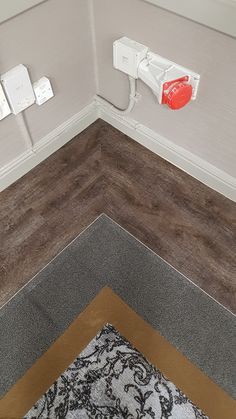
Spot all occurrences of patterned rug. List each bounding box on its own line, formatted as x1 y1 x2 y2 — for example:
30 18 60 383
25 324 208 419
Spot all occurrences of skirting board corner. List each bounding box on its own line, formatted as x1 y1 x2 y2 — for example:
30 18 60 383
0 102 98 192
0 97 235 203
97 98 236 203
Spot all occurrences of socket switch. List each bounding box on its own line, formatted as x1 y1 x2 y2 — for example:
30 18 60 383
33 77 54 105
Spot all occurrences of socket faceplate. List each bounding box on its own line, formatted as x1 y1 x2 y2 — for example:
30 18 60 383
0 83 11 120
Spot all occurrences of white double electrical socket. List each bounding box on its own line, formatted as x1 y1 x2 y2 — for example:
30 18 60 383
0 83 11 120
0 64 54 122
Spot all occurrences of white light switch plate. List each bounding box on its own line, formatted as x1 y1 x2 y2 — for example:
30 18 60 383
0 83 11 120
33 77 54 105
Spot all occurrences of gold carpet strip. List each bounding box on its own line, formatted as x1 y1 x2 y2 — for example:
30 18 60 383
0 287 235 419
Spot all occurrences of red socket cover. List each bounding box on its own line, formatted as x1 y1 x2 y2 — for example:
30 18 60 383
162 77 193 110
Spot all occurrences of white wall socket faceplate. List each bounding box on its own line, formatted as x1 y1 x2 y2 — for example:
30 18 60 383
0 83 11 120
33 77 54 106
1 64 35 115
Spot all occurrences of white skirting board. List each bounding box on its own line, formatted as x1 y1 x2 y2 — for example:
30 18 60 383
0 98 236 202
0 102 98 192
97 99 236 202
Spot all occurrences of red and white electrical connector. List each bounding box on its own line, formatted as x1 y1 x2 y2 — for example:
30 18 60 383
113 37 200 111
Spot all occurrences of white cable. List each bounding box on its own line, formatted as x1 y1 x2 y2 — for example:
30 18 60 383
97 76 138 115
15 112 34 149
17 76 137 153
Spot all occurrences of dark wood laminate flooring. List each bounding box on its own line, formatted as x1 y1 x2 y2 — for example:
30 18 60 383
0 119 236 312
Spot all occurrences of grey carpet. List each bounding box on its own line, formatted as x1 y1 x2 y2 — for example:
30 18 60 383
25 324 208 419
0 214 235 399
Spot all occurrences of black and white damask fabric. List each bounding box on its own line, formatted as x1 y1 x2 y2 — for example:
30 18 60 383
25 324 208 419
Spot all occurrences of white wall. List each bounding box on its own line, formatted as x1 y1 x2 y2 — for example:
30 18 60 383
93 0 236 178
0 0 96 165
0 116 27 167
0 0 46 23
